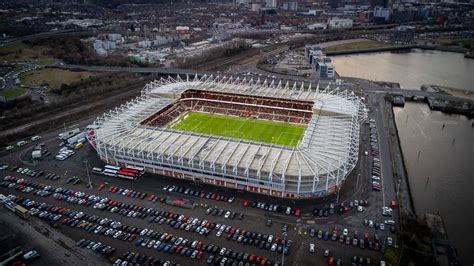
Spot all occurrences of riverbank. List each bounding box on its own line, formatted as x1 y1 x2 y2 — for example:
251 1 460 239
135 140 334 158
326 44 472 58
326 44 416 56
422 85 474 101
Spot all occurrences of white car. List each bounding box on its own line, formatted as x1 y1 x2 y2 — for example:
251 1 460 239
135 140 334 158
271 243 277 252
219 248 226 256
140 229 148 236
309 243 315 253
267 235 274 243
224 211 231 219
369 220 374 228
343 228 348 236
387 237 393 246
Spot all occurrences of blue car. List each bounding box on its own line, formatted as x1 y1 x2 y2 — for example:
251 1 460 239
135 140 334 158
163 244 171 253
136 238 143 246
157 243 166 251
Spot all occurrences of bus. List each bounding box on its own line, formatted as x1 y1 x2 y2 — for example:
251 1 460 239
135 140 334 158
117 171 138 180
121 168 140 176
104 165 121 171
15 205 31 220
126 165 145 173
92 167 103 175
103 169 118 177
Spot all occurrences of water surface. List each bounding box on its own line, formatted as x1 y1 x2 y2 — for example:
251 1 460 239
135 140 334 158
394 103 473 265
332 49 474 91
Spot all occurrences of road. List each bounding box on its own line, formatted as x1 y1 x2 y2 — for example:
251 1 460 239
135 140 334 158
0 209 108 265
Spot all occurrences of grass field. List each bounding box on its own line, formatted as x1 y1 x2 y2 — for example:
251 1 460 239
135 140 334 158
0 42 54 61
323 40 393 53
20 68 96 90
0 88 26 98
169 112 306 147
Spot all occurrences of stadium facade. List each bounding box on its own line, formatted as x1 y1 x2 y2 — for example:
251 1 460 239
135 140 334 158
87 75 367 199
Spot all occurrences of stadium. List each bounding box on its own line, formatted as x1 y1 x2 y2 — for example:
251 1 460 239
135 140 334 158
87 75 367 199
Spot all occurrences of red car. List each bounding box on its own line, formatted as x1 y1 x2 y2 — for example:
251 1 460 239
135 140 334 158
248 255 255 263
390 200 397 209
243 200 250 207
196 251 204 260
98 184 105 190
196 242 203 250
294 208 301 217
328 257 335 266
364 232 369 242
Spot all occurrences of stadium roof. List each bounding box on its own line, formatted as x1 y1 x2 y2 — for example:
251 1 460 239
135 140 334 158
90 75 367 194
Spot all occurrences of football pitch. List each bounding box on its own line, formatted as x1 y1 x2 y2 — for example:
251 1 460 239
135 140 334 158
169 112 306 147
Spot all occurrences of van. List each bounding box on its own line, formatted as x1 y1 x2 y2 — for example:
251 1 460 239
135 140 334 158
16 141 27 147
22 250 39 261
31 136 41 141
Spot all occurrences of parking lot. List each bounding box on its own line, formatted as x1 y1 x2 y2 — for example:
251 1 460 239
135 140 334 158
0 94 399 266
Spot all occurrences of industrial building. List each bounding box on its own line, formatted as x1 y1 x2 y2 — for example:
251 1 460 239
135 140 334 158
327 17 353 29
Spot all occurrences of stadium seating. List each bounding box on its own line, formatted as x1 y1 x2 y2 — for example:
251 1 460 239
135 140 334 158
142 89 314 127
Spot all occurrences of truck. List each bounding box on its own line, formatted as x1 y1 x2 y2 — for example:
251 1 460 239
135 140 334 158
67 132 86 145
15 205 31 220
58 128 80 140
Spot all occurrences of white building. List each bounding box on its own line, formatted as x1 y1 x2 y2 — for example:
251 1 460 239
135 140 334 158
282 2 298 11
251 3 262 11
327 18 353 29
374 7 391 22
95 48 107 56
108 34 122 42
307 23 327 30
266 0 277 8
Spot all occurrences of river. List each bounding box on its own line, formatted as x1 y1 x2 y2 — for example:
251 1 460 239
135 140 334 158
394 103 473 265
332 49 474 91
332 50 473 264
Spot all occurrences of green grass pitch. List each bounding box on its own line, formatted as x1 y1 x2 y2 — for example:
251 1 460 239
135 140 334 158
169 112 306 147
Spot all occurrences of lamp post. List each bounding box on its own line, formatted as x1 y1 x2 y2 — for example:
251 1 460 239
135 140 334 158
281 232 287 266
84 160 92 189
